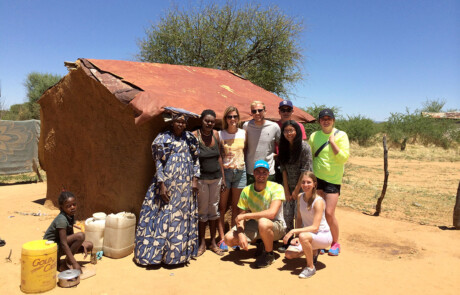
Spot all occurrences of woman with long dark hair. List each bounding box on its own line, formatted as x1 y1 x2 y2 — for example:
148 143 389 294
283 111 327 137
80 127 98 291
278 120 312 252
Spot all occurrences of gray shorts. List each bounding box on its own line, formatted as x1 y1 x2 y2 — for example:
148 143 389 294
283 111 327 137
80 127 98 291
197 178 221 222
231 219 286 243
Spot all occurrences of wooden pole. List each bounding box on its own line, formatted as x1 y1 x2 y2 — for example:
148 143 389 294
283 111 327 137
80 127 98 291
374 135 389 216
453 181 460 229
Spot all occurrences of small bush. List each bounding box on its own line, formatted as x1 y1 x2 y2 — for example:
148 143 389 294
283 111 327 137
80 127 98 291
336 115 379 146
384 109 460 150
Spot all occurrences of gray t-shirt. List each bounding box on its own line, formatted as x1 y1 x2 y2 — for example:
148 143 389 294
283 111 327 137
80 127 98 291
243 119 281 175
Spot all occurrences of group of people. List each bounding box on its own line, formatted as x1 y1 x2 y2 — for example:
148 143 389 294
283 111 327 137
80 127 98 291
132 100 350 278
41 99 349 279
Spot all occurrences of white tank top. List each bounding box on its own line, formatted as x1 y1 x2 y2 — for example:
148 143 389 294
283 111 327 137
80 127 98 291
298 194 330 233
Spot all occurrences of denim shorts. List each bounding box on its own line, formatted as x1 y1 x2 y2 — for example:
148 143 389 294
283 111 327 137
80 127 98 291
317 177 341 195
224 169 246 189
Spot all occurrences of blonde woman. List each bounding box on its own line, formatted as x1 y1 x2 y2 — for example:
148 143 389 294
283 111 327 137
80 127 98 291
283 171 332 278
217 106 247 251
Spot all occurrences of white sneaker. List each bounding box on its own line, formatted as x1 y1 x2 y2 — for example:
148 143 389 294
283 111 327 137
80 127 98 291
299 266 316 279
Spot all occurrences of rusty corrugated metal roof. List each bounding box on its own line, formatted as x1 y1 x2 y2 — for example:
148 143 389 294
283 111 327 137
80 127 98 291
81 58 315 125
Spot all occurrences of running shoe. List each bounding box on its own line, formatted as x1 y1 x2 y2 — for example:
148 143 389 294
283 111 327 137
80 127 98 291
299 266 316 279
217 239 229 252
328 243 341 256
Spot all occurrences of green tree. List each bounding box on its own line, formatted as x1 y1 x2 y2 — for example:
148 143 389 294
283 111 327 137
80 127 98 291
23 72 62 119
421 98 446 113
137 1 303 97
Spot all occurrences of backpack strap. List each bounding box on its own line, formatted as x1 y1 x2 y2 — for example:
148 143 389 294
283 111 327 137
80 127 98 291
314 129 340 158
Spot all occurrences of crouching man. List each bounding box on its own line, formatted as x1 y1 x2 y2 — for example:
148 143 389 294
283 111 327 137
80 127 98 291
224 160 286 268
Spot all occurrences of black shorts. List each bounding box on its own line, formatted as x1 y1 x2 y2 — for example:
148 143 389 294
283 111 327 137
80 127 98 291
317 177 341 195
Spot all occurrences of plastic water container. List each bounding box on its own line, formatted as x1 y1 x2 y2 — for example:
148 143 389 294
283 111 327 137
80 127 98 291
85 213 107 252
21 240 57 293
103 212 136 258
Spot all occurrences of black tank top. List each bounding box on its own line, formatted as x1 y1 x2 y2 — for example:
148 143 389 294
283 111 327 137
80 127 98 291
198 130 222 180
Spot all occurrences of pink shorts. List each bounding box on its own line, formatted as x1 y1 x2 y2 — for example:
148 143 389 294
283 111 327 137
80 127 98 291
287 231 332 252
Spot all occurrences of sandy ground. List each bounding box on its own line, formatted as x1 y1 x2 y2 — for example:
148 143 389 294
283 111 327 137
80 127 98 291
0 182 459 295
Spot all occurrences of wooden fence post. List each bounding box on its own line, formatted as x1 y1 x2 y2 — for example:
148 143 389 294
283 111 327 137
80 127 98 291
374 135 389 216
454 181 460 229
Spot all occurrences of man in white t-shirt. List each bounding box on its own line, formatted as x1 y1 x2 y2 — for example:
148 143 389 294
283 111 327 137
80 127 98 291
243 101 281 184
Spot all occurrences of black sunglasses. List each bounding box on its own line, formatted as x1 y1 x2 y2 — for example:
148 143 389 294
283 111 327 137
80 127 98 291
226 115 238 119
280 108 293 113
251 108 265 114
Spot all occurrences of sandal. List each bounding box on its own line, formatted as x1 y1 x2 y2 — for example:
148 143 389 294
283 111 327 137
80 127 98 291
196 245 206 257
210 246 224 256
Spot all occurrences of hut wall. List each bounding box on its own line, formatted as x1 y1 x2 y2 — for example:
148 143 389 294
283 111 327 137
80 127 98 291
39 66 164 219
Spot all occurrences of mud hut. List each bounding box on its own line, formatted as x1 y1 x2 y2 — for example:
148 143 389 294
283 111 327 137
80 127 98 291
38 58 314 218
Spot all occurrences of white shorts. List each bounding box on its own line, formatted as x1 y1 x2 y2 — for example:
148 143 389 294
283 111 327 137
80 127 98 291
287 231 332 252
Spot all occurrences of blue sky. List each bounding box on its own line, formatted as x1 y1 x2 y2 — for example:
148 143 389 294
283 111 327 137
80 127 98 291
1 0 458 121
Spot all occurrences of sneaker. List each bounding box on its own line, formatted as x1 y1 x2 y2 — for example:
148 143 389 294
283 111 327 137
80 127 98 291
319 249 325 255
232 245 240 251
328 243 341 256
299 266 316 279
255 240 264 257
217 240 229 252
255 251 275 268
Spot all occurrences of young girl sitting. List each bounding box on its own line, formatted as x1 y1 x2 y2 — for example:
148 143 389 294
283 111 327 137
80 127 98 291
43 191 92 272
283 171 332 279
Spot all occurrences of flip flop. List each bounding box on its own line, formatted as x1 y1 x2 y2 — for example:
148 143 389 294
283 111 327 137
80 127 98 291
210 246 224 257
196 246 206 257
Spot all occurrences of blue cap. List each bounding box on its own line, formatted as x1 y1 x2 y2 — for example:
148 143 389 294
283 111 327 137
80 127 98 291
254 160 269 171
279 100 293 109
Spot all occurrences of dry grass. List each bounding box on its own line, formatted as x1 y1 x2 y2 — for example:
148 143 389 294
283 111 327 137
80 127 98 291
341 142 460 226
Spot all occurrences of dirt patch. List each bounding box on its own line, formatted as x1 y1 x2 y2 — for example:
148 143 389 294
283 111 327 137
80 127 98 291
346 233 420 259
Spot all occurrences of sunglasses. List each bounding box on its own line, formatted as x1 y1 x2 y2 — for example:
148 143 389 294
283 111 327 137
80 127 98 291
251 109 265 114
226 115 238 119
280 108 293 113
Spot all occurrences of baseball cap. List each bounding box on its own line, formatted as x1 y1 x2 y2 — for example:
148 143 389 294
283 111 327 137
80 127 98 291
254 160 269 171
279 100 293 109
318 108 335 119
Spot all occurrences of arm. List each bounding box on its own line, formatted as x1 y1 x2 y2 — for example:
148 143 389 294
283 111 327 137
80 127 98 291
235 199 282 222
284 199 304 244
215 130 226 190
329 130 350 164
152 134 169 202
288 198 324 236
235 209 249 250
282 169 291 201
58 228 81 271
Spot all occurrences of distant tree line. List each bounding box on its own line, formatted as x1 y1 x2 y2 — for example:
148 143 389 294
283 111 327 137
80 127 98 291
0 72 62 120
303 99 460 150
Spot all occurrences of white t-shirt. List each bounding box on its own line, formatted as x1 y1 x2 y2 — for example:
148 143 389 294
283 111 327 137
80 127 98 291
219 128 246 170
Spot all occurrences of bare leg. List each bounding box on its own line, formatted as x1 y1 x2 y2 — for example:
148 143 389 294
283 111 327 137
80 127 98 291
209 220 218 248
230 188 242 228
218 188 230 240
258 218 274 252
324 192 340 244
65 232 85 266
299 232 314 268
197 221 207 255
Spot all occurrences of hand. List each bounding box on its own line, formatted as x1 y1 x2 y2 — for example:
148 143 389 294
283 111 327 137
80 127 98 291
238 233 249 251
283 230 294 245
290 193 299 201
329 132 335 144
220 182 227 193
73 262 82 273
291 237 300 246
235 214 245 224
284 188 291 201
192 177 199 195
159 182 169 203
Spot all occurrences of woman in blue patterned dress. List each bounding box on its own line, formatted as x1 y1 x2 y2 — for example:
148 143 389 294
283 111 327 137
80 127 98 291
134 112 200 265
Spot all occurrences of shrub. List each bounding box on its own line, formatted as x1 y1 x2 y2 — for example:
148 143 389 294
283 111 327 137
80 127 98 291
384 109 460 150
336 115 379 146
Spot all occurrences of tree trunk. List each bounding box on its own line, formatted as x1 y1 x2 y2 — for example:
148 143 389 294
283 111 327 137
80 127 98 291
374 135 389 216
453 181 460 229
